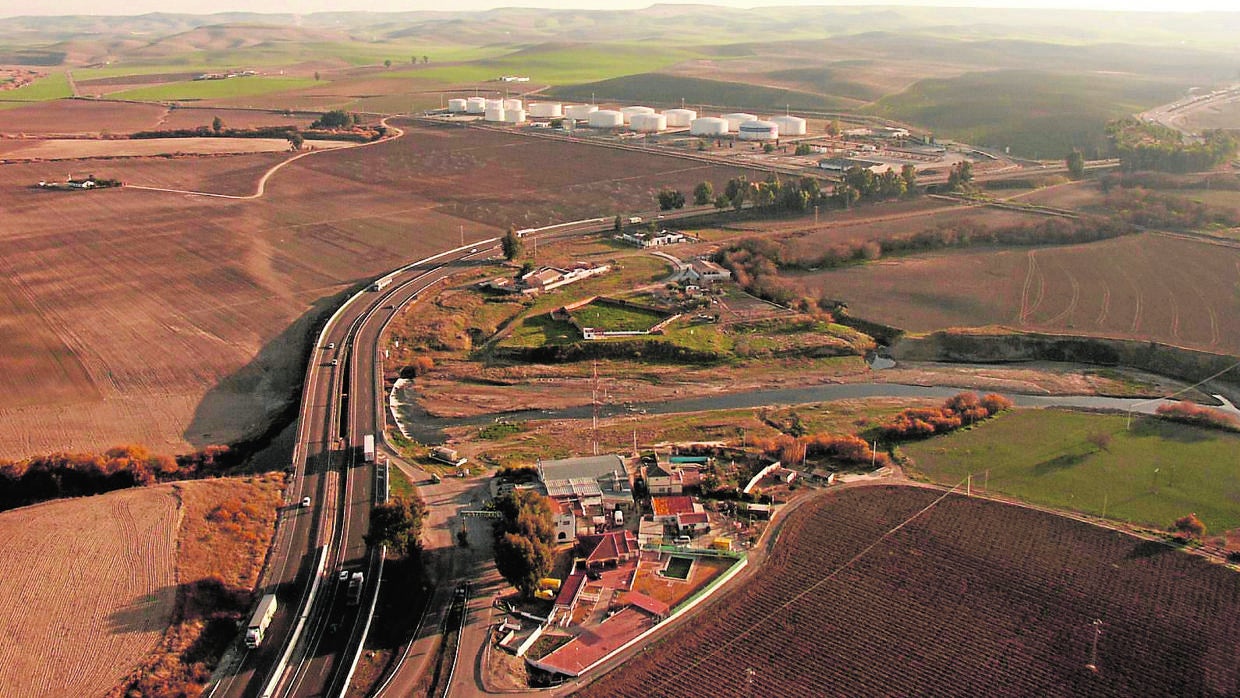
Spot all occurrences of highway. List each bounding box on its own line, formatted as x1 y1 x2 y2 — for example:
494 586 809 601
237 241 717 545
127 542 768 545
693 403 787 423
207 244 496 698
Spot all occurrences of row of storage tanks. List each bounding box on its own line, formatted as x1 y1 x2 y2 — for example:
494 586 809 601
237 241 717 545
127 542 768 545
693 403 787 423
447 97 806 139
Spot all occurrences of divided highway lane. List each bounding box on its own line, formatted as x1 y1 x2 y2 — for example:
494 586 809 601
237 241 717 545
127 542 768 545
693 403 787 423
209 243 495 698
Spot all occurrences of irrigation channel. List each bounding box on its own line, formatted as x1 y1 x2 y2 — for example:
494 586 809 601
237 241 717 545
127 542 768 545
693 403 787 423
390 371 1240 445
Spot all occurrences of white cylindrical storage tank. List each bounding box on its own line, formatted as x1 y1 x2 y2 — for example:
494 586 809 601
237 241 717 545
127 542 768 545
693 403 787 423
528 102 563 118
447 98 468 113
724 112 758 131
738 120 779 141
620 106 655 124
503 108 526 124
772 115 807 136
503 98 523 110
629 113 666 133
690 116 729 136
663 108 697 127
564 104 598 120
466 97 487 114
587 109 624 128
485 98 504 110
484 106 506 122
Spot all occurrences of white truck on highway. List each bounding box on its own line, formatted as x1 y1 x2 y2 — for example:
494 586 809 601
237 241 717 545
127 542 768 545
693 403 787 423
245 593 278 648
363 434 376 463
346 572 364 606
371 277 391 292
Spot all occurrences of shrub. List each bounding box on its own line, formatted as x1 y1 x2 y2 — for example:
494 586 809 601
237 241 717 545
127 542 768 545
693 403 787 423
1154 401 1240 432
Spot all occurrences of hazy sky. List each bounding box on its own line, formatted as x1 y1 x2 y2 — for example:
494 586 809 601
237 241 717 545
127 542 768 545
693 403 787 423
1 0 1238 18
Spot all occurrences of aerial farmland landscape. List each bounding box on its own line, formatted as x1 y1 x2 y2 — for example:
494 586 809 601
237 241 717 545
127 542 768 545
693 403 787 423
1 2 1239 697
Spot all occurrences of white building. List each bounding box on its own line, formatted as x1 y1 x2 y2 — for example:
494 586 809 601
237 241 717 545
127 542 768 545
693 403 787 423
738 120 779 141
587 109 625 128
723 112 758 130
629 112 667 133
528 102 563 118
771 114 807 136
564 104 598 120
662 108 697 127
690 116 729 136
620 106 656 124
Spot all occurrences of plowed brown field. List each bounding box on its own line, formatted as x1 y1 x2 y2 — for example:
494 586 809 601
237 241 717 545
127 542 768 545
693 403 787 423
0 121 747 457
799 232 1240 355
0 486 179 698
577 486 1240 698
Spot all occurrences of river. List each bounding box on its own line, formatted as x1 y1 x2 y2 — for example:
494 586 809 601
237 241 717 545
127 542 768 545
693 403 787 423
390 377 1239 445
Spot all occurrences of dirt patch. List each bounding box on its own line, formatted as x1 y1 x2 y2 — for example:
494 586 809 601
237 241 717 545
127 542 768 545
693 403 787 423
0 486 179 698
0 99 166 134
0 136 353 160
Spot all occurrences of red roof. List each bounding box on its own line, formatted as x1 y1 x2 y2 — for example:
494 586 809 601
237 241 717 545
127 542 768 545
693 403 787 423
579 530 639 563
677 469 703 486
555 571 587 608
651 495 695 517
535 607 652 676
623 590 671 618
677 512 709 526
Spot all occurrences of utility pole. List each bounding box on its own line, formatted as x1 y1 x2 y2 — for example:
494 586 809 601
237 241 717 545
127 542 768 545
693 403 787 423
592 360 600 455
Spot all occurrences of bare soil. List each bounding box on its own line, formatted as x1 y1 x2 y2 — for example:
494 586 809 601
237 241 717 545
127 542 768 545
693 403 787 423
0 486 179 698
0 136 352 160
0 99 166 134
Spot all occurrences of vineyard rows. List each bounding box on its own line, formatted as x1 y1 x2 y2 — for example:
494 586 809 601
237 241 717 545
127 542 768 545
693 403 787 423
577 486 1240 697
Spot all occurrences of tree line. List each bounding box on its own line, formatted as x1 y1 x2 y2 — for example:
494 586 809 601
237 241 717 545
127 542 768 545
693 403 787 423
492 489 555 596
0 444 232 512
713 215 1136 308
1107 118 1238 173
878 392 1013 440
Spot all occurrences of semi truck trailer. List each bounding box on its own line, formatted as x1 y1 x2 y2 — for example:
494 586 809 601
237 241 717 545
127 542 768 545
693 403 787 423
244 593 278 648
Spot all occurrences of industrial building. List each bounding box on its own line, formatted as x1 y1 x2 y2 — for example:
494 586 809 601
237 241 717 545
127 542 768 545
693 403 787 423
738 120 779 141
629 112 667 133
771 114 807 136
689 116 729 136
662 108 697 127
564 104 598 120
620 106 656 124
529 102 563 118
723 112 758 130
587 109 625 128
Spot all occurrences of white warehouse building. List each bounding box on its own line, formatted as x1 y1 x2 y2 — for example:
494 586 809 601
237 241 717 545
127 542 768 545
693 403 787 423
528 102 564 118
620 106 656 124
588 109 625 128
629 112 667 132
723 112 758 130
447 98 468 113
689 116 729 136
738 120 779 141
564 104 598 120
466 97 487 114
772 115 807 136
662 108 697 127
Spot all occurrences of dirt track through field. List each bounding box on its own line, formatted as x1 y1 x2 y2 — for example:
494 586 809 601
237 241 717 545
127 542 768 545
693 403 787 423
0 487 179 697
125 118 405 200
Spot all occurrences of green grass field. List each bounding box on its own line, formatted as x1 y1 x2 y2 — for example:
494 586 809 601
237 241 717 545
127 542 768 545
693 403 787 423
570 302 666 332
108 76 320 102
412 43 698 86
868 69 1184 158
0 71 72 102
902 408 1240 533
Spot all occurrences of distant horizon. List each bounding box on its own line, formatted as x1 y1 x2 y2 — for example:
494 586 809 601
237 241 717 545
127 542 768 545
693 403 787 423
2 0 1239 20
